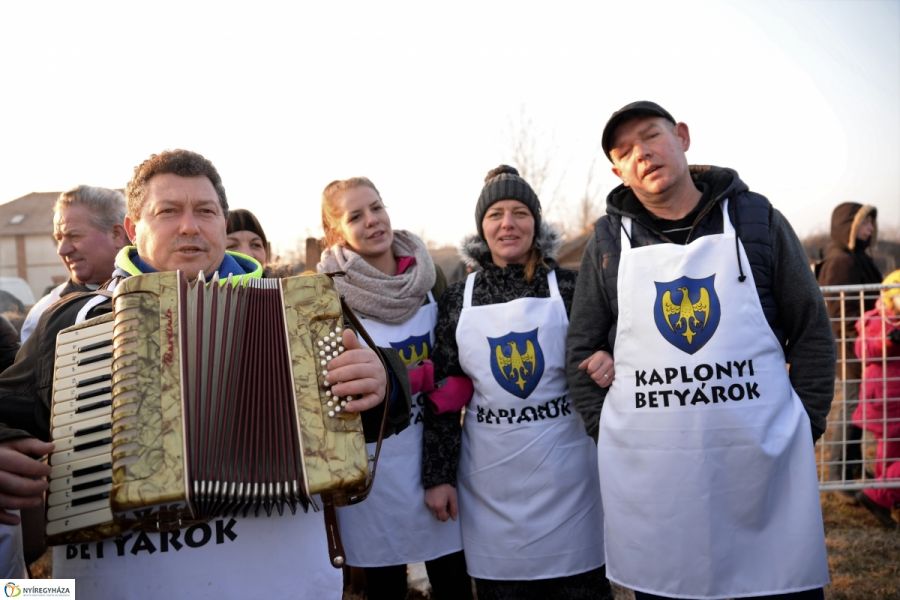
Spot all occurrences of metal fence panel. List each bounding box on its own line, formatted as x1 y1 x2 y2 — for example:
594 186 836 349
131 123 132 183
816 283 900 492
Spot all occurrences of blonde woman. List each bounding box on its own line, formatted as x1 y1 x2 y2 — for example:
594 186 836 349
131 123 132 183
318 177 471 600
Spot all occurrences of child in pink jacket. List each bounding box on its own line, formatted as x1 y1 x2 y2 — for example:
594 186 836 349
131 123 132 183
853 269 900 527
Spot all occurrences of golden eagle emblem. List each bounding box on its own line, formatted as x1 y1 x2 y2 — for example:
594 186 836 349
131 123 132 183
661 286 711 344
488 329 545 399
495 340 537 391
653 275 720 355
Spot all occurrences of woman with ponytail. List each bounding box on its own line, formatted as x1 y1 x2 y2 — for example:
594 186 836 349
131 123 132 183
318 177 472 600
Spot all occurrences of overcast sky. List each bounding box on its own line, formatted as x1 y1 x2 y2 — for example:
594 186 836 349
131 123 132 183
1 0 897 255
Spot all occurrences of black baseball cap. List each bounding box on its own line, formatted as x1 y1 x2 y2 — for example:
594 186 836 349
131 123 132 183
601 100 676 161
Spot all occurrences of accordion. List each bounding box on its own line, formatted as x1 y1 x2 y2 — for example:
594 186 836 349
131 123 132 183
46 271 370 545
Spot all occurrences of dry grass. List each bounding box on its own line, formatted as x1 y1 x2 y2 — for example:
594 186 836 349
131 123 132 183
820 492 900 600
30 495 898 599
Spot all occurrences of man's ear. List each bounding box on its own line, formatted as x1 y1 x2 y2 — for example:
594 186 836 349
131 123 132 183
611 164 630 187
112 223 130 246
675 122 691 152
123 216 137 244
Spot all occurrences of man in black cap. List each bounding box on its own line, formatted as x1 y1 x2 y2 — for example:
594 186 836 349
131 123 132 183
566 101 835 600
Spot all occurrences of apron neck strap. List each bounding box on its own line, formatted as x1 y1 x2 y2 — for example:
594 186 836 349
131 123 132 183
547 270 560 300
620 216 634 250
463 271 477 308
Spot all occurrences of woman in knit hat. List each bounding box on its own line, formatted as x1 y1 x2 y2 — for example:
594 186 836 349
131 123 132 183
226 208 271 267
317 177 472 600
423 165 611 599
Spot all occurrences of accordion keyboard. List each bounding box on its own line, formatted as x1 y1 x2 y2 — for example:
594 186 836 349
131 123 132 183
46 315 116 537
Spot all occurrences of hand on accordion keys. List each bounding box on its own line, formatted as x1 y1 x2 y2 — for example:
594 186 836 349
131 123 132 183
324 329 387 413
0 437 53 525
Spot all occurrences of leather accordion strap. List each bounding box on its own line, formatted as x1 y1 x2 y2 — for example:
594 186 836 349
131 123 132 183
322 501 346 568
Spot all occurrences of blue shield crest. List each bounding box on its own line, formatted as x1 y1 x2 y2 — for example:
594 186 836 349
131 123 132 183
389 333 431 367
653 275 720 354
488 329 544 399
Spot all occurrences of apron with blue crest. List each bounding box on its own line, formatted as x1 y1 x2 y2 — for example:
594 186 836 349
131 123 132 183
456 270 604 580
337 293 464 565
599 201 829 598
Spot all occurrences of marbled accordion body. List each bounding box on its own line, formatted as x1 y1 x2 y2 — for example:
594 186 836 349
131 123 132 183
46 271 368 544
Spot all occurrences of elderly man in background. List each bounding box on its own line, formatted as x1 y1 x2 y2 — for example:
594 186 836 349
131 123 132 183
19 185 129 342
3 185 128 577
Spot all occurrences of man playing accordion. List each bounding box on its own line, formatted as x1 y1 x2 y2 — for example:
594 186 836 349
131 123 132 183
0 149 410 597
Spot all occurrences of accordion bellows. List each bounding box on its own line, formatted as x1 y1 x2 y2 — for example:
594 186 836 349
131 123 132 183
46 271 369 544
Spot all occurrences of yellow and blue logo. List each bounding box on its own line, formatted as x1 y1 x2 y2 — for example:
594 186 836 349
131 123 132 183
389 333 431 367
488 329 544 399
654 274 720 354
3 582 21 598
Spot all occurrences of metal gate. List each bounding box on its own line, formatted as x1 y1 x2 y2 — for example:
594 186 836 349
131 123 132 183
816 283 900 493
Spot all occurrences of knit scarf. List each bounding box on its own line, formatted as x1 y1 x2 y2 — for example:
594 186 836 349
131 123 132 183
317 230 436 324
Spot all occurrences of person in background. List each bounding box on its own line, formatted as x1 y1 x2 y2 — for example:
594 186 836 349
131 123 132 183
817 202 882 485
0 316 17 372
226 208 271 267
566 101 833 599
20 186 129 343
852 269 900 528
318 176 471 600
5 185 128 577
0 316 23 578
423 165 609 600
0 149 407 597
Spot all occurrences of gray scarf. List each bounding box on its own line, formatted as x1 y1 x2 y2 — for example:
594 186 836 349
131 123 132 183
317 230 436 324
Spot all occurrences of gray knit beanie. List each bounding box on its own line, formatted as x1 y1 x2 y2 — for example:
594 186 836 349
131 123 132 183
475 165 542 239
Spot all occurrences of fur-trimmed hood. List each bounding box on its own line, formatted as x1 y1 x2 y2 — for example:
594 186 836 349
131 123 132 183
458 221 563 270
830 202 878 251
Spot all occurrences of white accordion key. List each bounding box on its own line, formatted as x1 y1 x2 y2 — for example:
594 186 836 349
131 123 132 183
49 453 112 493
50 436 111 466
51 397 112 429
53 361 113 394
46 489 110 521
53 377 113 405
46 507 114 537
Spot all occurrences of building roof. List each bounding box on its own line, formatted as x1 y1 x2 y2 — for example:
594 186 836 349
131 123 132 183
0 192 58 236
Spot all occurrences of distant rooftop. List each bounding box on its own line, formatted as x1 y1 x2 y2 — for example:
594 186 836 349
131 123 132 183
0 192 59 236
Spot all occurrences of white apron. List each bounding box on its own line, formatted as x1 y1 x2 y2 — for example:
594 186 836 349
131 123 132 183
457 271 605 580
337 294 463 566
53 508 340 599
0 519 25 578
599 202 829 598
